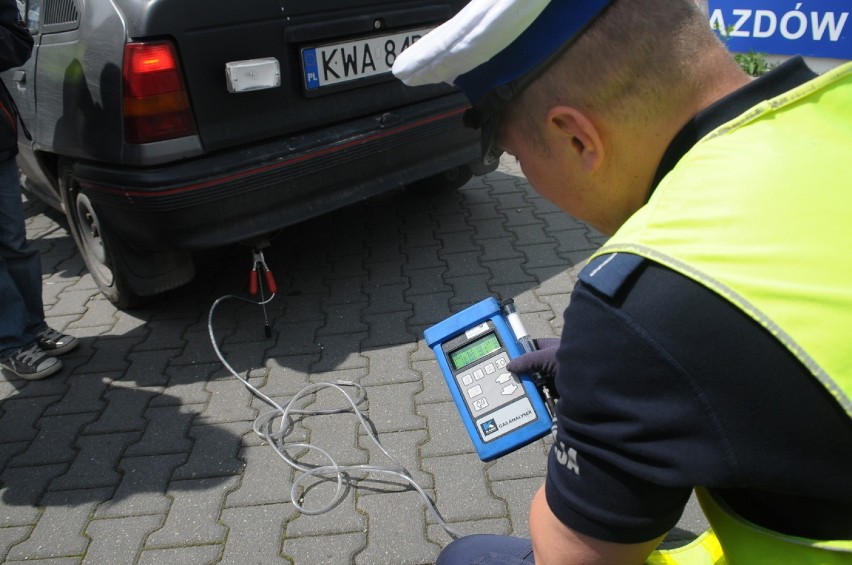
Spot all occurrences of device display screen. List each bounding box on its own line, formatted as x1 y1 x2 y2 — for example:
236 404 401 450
450 333 501 370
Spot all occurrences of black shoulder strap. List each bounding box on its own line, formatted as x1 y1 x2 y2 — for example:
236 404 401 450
578 252 646 299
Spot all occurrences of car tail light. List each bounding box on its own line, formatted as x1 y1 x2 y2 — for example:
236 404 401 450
123 41 197 144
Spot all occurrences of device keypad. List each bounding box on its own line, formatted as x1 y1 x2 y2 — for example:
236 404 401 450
456 351 524 415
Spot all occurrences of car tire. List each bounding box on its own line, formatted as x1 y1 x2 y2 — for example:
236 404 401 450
406 165 473 194
58 162 144 308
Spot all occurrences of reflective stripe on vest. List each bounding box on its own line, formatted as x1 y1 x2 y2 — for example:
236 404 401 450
592 62 852 564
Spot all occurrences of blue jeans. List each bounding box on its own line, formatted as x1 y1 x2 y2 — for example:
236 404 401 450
0 157 46 360
437 535 535 565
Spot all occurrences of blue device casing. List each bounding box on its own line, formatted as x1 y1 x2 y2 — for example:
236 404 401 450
424 297 552 461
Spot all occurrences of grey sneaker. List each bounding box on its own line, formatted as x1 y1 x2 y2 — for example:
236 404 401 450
1 342 63 380
35 327 78 356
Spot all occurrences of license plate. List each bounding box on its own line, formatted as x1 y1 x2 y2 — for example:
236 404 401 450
302 27 432 91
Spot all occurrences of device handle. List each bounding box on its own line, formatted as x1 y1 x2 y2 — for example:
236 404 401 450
500 299 558 427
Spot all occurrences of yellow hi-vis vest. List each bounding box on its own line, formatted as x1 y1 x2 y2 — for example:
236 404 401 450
592 61 852 565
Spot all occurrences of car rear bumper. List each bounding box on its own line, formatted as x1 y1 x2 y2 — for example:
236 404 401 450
75 93 483 250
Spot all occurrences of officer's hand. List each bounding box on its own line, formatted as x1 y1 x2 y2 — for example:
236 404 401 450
506 338 561 379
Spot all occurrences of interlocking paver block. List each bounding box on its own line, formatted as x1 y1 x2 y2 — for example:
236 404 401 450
83 386 156 434
40 280 74 307
226 445 295 507
171 330 226 366
284 494 365 537
0 464 65 526
401 226 440 250
405 266 451 296
362 311 414 349
412 358 452 405
262 354 319 397
300 410 368 470
417 402 471 459
84 514 163 565
85 336 144 373
484 258 537 287
362 381 424 435
310 333 368 373
95 453 187 518
151 363 217 407
518 242 564 270
10 413 98 467
267 321 323 357
125 404 195 456
406 291 455 327
477 236 523 262
327 276 368 305
220 503 293 564
46 289 93 318
491 476 545 537
364 239 406 264
196 377 260 425
49 432 139 491
487 440 550 482
283 531 366 565
172 423 245 480
437 229 478 254
442 251 490 279
427 517 511 548
0 442 28 473
138 544 222 565
43 372 111 416
66 297 118 329
123 350 177 387
0 395 60 442
6 487 112 561
422 453 505 522
145 476 238 548
360 344 419 386
446 274 494 307
279 293 326 322
359 428 431 488
0 526 31 561
363 282 410 314
357 490 441 565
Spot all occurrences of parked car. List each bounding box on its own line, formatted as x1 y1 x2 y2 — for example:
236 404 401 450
5 0 493 307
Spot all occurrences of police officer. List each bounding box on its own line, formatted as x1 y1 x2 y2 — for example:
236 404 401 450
394 0 852 563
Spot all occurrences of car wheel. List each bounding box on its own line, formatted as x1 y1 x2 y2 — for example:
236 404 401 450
407 165 473 194
58 162 143 308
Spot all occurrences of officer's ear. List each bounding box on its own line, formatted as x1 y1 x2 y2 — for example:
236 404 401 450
545 106 604 172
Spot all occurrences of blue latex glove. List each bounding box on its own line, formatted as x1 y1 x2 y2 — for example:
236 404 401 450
506 337 561 379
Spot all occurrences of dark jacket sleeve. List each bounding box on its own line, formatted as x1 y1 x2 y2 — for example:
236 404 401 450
0 0 32 157
0 0 33 72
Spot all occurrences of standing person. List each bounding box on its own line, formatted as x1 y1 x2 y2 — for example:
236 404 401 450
394 1 852 564
0 0 77 380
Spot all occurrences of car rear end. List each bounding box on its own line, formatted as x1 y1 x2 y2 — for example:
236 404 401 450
79 0 484 251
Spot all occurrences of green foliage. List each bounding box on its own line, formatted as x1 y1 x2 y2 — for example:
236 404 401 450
734 50 773 77
714 24 774 77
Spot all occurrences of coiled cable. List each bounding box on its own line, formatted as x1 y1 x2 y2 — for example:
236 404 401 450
207 291 463 538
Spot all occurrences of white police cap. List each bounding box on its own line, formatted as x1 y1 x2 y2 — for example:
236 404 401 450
392 0 552 88
393 0 614 164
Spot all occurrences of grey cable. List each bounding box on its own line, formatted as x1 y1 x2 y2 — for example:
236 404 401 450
207 292 463 538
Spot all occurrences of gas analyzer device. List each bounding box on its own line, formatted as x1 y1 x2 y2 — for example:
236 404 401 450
424 298 556 461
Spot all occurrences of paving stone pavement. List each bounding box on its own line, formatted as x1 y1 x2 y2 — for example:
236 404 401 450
2 158 707 564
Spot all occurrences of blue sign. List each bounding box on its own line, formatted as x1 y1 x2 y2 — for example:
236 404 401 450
708 1 850 60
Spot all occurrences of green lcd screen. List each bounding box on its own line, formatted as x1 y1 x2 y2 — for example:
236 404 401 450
450 333 501 371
